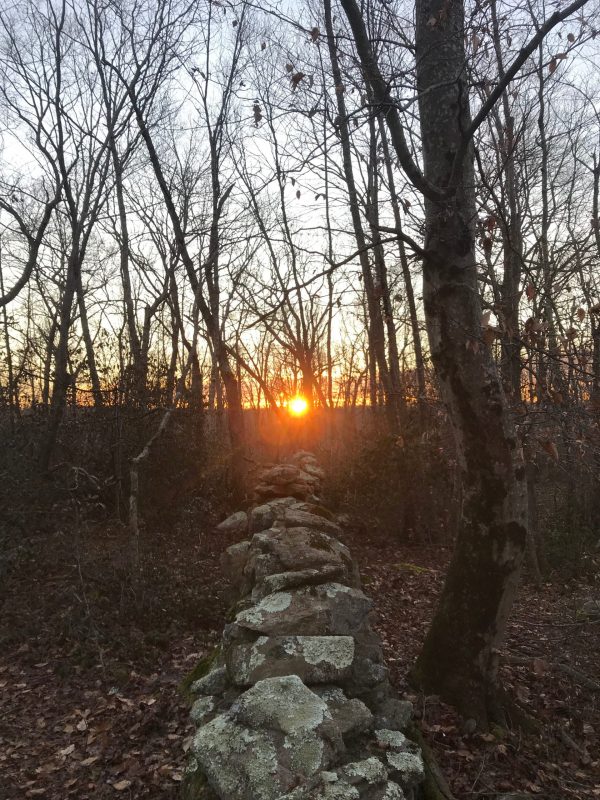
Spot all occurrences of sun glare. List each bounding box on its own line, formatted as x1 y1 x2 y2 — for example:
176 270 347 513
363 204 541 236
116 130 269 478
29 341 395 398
288 395 309 417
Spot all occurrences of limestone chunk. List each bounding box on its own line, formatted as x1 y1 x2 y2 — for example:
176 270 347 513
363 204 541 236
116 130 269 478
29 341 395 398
340 757 388 786
216 511 249 536
253 566 347 600
373 700 413 732
190 695 217 725
190 666 229 697
227 635 356 687
385 750 425 790
374 730 408 751
232 584 372 639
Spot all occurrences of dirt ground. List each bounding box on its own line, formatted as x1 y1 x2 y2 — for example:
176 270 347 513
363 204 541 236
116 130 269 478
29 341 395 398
1 510 598 800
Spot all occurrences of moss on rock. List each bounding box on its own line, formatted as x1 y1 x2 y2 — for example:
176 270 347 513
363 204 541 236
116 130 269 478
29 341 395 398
180 647 220 699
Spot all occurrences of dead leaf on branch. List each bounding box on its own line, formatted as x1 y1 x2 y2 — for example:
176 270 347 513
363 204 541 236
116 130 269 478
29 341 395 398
526 282 536 302
541 440 559 462
291 72 305 90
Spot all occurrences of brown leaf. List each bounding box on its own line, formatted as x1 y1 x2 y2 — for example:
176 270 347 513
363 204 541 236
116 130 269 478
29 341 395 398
576 307 586 322
472 33 481 54
525 282 536 302
296 189 301 199
567 32 576 42
541 440 559 462
291 72 305 90
310 26 320 42
549 58 557 74
285 63 294 73
261 41 266 50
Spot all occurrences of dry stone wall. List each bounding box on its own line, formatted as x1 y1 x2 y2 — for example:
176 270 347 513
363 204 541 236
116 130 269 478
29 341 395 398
183 451 425 800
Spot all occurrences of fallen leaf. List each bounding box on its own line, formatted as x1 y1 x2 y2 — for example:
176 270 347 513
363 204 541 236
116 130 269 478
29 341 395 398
541 441 559 462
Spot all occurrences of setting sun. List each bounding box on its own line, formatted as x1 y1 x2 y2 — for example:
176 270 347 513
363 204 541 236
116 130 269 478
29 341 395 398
288 395 309 417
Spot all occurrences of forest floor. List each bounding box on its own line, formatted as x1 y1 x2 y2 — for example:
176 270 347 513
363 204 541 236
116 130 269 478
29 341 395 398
1 508 599 800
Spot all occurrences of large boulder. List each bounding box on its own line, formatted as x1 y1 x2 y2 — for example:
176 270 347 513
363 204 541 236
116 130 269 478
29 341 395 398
192 676 344 800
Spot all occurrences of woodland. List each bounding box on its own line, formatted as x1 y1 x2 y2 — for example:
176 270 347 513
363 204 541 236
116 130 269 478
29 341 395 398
0 0 599 797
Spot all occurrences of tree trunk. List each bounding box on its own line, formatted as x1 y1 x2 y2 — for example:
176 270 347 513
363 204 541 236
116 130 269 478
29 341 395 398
489 0 524 399
408 0 528 726
339 0 529 726
40 244 78 470
75 267 103 407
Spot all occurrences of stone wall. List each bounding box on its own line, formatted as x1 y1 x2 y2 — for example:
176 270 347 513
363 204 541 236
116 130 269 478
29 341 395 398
183 451 425 800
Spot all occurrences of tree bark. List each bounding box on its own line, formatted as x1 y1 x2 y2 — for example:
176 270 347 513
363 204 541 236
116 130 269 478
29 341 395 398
340 0 529 726
409 0 528 726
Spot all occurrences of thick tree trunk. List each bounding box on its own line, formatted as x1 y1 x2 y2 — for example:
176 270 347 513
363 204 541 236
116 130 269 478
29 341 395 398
339 0 529 726
408 0 528 726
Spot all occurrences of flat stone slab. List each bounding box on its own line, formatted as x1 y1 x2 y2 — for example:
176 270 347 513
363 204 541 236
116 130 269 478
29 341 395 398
253 565 348 600
232 583 372 638
216 511 248 536
277 509 341 537
226 635 356 687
